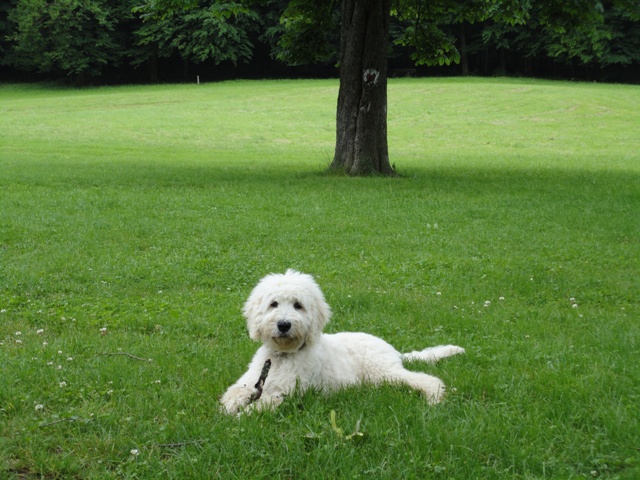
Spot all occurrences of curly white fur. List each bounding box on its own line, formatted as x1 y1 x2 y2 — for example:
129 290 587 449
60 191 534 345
220 269 465 414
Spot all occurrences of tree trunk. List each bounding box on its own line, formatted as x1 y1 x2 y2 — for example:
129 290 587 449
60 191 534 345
330 0 394 176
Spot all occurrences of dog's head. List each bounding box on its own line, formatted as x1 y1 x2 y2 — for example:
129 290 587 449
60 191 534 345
243 269 331 353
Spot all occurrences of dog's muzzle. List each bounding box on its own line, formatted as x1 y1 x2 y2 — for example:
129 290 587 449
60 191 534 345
272 319 305 352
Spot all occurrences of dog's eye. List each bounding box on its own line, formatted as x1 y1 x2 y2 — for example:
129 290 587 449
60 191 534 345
293 302 303 310
269 301 279 308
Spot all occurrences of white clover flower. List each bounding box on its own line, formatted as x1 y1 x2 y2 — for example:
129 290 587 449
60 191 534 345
499 296 505 301
47 362 53 366
15 331 22 336
107 389 113 395
58 350 62 355
59 381 67 388
436 292 442 296
67 357 73 361
37 329 44 335
130 449 139 456
572 304 578 308
57 365 62 370
35 404 44 411
154 380 161 384
43 342 48 347
16 340 22 345
100 327 107 335
0 309 6 313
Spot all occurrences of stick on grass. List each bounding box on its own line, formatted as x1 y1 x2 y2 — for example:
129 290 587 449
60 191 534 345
98 352 152 362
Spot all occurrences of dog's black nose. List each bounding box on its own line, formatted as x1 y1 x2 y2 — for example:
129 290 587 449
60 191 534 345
277 320 291 333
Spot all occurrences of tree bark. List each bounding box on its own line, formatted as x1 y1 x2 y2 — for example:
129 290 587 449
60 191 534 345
330 0 394 176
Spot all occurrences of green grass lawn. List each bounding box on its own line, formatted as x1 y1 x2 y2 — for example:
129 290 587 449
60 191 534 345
1 78 639 479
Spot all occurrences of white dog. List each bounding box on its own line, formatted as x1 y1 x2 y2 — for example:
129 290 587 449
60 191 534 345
221 269 464 414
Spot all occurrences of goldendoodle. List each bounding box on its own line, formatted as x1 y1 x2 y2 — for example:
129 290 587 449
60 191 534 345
221 269 464 414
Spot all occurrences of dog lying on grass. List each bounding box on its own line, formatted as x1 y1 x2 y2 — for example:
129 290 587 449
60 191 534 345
221 270 464 414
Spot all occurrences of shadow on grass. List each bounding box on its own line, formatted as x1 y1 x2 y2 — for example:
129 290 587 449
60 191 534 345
3 150 638 197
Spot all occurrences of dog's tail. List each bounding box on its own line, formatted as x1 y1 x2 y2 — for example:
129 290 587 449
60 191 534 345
401 345 465 363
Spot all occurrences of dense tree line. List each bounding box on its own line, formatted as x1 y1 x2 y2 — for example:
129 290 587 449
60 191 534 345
0 0 638 85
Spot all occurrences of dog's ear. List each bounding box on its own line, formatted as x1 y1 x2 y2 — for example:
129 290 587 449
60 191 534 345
303 274 332 332
312 296 332 331
302 293 331 347
242 288 264 342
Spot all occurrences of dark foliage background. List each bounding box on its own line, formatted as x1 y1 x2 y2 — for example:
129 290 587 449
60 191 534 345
0 0 638 85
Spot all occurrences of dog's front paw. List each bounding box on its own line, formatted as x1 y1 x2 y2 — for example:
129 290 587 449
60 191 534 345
252 392 285 412
220 384 256 415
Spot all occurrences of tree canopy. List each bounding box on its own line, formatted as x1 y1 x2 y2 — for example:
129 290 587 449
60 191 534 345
1 0 638 84
4 0 127 81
